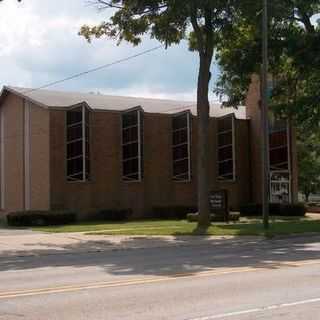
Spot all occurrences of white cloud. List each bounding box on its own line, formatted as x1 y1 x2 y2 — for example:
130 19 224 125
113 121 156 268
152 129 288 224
0 0 218 100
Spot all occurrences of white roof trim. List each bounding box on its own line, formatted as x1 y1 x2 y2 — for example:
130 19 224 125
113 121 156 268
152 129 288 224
0 86 247 119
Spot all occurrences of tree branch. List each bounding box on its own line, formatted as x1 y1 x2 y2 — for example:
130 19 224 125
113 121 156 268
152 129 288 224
94 0 167 15
296 6 315 33
95 0 124 10
190 6 204 54
204 6 214 58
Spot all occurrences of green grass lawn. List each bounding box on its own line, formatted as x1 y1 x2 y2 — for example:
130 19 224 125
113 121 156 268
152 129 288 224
33 217 320 237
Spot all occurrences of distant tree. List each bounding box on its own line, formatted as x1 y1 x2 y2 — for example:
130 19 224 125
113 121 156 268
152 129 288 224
80 0 247 228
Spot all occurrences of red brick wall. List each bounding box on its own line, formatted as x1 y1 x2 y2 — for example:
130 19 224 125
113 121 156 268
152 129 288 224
1 93 24 211
0 93 50 213
49 109 251 217
245 74 299 204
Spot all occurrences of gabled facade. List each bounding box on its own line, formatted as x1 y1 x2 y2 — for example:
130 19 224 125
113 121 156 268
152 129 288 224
0 84 298 217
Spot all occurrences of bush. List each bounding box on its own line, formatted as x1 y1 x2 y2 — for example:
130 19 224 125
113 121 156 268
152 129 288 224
7 210 77 227
98 209 132 221
281 203 306 216
240 203 306 217
239 203 262 216
186 213 198 222
187 212 240 222
152 206 198 220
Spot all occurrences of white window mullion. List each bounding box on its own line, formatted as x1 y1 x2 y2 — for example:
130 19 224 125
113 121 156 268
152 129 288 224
218 129 232 135
218 144 233 150
122 108 143 182
173 141 188 148
122 140 139 147
173 157 190 163
68 121 83 128
123 124 139 131
67 138 83 145
173 126 188 134
66 106 90 182
172 111 191 182
123 156 140 163
217 115 236 181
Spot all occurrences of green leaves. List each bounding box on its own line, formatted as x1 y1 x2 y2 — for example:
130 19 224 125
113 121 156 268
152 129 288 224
79 1 186 47
79 1 239 52
216 0 320 131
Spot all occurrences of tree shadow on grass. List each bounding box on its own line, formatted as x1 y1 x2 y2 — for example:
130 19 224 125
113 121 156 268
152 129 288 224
190 224 211 235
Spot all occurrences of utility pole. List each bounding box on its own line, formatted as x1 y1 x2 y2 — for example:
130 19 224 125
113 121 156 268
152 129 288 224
261 0 270 229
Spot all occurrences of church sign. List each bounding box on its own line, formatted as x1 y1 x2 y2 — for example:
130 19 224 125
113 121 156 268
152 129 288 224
209 190 229 222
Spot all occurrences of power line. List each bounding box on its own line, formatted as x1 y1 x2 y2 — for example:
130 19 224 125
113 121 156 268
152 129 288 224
16 43 225 116
16 43 223 114
22 45 164 94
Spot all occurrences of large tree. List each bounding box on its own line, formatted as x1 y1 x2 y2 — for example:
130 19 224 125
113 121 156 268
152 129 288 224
215 0 320 130
215 1 320 206
80 0 239 227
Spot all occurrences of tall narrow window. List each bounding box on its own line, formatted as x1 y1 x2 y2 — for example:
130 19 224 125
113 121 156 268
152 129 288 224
122 108 143 181
217 115 235 180
269 120 289 171
66 106 90 181
172 111 191 181
269 120 291 203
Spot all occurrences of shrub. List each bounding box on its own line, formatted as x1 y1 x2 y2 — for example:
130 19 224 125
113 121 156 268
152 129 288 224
152 206 198 220
187 212 240 222
239 203 262 216
7 210 77 227
227 212 240 221
186 213 198 222
98 209 132 221
281 203 306 216
240 203 306 217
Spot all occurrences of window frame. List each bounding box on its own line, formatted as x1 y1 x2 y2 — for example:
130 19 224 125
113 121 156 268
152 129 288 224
66 104 91 183
217 114 236 182
269 120 290 172
121 107 144 182
269 119 292 203
172 110 192 182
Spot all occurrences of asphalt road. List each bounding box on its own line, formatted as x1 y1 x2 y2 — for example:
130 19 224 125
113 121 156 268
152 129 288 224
1 235 320 319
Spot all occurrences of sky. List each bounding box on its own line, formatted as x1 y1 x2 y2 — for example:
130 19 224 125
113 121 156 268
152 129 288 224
0 0 219 101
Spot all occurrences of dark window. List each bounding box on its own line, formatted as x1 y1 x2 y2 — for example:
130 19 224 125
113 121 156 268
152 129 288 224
67 108 82 126
66 106 90 182
172 112 191 181
269 120 289 171
122 109 143 181
217 115 235 180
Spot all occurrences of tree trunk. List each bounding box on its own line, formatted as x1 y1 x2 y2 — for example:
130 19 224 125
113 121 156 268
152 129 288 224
197 53 212 228
305 192 310 203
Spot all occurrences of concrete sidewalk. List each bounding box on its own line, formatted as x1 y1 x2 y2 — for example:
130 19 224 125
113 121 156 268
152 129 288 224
0 228 263 258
